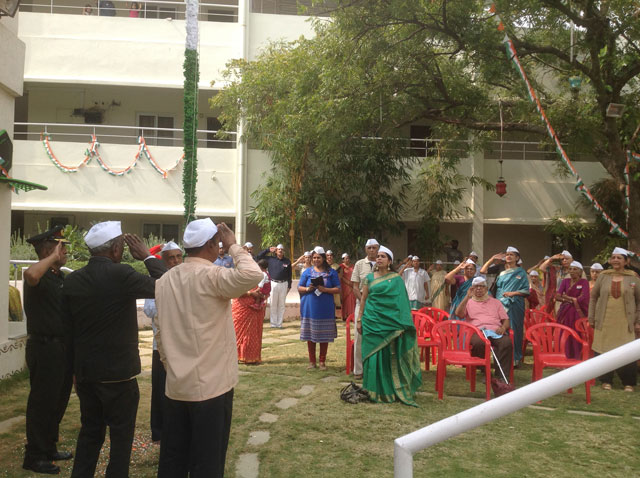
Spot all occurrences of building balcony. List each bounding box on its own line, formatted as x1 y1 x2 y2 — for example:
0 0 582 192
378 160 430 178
17 4 317 88
11 122 243 217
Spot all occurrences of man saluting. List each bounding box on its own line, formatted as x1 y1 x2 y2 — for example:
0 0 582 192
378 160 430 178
62 221 165 478
22 226 74 475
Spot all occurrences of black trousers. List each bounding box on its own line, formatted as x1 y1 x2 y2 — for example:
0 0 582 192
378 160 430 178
158 389 234 478
71 379 139 478
24 338 73 462
151 350 166 441
594 352 638 387
470 333 513 380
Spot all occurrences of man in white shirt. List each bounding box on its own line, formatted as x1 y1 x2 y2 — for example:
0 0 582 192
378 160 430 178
155 219 262 478
350 238 379 379
400 256 430 310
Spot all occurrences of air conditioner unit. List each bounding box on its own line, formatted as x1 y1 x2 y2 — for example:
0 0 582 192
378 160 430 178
84 110 104 124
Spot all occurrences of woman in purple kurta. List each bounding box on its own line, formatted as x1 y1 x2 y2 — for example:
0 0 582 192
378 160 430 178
555 261 590 359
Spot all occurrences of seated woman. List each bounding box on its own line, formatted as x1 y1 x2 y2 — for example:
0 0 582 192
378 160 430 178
589 247 640 392
232 259 271 364
555 261 589 359
357 245 422 406
298 247 340 370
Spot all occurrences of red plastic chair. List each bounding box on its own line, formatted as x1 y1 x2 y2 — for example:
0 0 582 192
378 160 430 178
432 320 492 401
525 322 592 404
345 313 355 375
522 309 556 359
418 306 450 322
575 318 594 358
412 312 439 371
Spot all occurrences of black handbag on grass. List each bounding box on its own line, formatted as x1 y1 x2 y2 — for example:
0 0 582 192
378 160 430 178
340 382 370 404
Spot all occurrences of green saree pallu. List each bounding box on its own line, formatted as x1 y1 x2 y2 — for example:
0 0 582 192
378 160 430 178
361 272 422 406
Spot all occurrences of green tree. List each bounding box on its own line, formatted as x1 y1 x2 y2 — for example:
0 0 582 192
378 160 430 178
214 0 640 256
322 0 640 250
212 38 419 256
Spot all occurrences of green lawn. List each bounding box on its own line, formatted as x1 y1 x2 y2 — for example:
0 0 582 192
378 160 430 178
1 320 639 477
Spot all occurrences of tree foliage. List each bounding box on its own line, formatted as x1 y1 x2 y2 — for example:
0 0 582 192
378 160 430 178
324 0 640 249
212 37 419 256
213 0 640 255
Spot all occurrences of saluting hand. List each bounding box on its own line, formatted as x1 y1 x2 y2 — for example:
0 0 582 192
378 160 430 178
124 234 150 260
50 241 67 263
216 223 237 251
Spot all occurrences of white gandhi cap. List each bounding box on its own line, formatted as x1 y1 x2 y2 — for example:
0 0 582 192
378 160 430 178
379 245 393 261
84 221 122 249
161 241 181 253
183 218 218 248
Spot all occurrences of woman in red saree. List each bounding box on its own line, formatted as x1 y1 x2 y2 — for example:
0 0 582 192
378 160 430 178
232 259 271 364
339 253 356 321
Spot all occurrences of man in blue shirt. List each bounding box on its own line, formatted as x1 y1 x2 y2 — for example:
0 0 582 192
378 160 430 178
257 244 292 328
214 242 234 268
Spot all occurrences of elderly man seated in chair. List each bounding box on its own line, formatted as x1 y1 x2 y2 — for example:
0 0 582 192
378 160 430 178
455 276 513 382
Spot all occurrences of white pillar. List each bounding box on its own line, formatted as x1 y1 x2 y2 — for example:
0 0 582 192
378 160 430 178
1 13 26 378
470 150 484 262
235 0 249 243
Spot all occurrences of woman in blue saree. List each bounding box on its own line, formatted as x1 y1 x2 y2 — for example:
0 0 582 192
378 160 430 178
357 246 422 406
481 246 530 367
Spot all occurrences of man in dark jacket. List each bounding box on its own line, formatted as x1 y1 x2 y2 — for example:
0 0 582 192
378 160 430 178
22 226 74 475
62 221 165 478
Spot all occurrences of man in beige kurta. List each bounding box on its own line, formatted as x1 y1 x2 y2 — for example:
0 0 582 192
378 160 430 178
155 219 262 478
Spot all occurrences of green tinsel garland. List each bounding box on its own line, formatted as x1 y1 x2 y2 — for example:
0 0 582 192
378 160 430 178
182 48 199 224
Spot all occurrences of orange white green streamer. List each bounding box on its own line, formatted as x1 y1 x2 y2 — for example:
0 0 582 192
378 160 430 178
494 6 629 239
136 136 184 179
86 135 138 176
42 132 182 178
42 132 91 173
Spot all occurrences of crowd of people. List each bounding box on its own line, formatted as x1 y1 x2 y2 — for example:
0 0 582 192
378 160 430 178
16 220 640 476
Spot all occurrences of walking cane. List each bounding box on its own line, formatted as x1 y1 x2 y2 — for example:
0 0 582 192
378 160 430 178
482 329 515 396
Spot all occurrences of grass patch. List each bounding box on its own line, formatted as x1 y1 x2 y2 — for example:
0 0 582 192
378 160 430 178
1 320 639 476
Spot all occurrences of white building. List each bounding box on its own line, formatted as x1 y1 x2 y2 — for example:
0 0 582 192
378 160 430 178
4 1 609 376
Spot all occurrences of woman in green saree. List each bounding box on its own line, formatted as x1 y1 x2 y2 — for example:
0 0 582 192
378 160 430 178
357 246 422 406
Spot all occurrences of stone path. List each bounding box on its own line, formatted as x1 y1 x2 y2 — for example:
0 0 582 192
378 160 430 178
0 415 24 434
235 376 318 477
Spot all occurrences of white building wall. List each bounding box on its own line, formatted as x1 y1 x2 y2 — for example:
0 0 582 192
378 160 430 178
248 12 316 59
12 140 237 216
19 11 316 89
483 159 607 224
19 12 241 88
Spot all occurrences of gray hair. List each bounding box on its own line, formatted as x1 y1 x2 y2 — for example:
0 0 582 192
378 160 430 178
89 236 122 255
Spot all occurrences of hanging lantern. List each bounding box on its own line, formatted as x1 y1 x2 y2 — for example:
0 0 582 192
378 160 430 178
496 159 507 197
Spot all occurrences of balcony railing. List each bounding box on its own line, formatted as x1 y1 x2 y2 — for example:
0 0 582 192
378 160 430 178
13 121 590 161
19 0 239 21
14 122 237 149
18 0 334 19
